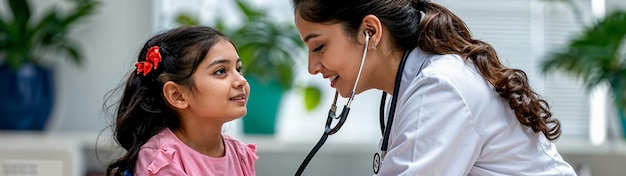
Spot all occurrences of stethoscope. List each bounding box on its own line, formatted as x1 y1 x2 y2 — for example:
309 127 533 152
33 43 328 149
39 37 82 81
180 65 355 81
295 30 411 176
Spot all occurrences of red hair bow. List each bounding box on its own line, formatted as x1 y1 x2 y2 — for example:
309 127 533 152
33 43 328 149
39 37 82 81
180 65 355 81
135 46 162 76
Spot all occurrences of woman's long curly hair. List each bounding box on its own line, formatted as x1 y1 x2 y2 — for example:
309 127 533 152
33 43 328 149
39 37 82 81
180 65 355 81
103 26 230 175
292 0 561 140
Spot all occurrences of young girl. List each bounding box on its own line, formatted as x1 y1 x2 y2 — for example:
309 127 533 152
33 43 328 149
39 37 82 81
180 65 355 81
105 26 257 176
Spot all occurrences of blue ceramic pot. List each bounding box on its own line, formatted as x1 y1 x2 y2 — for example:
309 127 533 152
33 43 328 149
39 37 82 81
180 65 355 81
0 64 54 130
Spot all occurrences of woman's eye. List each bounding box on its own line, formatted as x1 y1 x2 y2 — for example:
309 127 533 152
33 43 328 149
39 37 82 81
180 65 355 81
312 44 325 52
214 67 226 75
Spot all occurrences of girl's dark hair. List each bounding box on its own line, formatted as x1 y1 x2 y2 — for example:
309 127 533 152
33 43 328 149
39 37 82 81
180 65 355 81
104 26 229 175
292 0 561 140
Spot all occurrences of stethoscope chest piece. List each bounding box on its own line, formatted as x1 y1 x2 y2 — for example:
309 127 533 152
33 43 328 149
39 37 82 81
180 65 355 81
373 152 381 174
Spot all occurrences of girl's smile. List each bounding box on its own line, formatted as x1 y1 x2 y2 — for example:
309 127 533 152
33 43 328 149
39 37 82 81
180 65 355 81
229 92 247 105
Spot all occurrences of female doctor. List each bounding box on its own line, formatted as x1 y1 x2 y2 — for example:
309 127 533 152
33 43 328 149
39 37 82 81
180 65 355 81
292 0 577 175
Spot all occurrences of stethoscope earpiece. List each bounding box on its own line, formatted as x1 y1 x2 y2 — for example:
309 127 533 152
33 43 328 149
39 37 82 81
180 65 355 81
365 30 376 50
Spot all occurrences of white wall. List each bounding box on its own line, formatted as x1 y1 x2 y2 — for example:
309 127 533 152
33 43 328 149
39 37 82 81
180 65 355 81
607 0 626 12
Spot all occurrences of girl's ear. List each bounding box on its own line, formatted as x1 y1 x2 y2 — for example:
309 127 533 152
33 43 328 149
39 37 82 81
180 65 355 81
163 81 188 109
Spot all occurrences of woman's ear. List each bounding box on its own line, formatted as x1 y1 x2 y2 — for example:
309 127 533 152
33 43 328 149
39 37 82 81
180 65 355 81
362 14 383 49
163 81 188 109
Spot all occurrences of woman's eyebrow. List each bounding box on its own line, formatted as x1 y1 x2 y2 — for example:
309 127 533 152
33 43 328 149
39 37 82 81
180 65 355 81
303 33 321 43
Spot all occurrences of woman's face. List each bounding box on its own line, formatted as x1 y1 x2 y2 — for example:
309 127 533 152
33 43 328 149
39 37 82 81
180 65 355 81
294 12 367 98
185 39 250 123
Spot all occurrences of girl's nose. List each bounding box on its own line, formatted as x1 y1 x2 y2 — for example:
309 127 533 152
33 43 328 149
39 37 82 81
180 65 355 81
233 73 247 88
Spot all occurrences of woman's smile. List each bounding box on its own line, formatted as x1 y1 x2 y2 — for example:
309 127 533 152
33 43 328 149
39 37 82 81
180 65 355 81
323 74 339 87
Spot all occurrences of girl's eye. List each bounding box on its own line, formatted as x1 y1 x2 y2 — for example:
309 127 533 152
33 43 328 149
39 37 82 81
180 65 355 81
214 67 226 75
312 44 325 52
236 65 243 74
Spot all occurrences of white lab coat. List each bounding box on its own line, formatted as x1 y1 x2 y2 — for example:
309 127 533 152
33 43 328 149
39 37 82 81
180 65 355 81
376 48 577 176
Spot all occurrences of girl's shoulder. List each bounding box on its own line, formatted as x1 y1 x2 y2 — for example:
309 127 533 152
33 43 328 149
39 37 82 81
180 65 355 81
135 129 186 175
222 134 258 172
141 128 181 150
222 134 258 157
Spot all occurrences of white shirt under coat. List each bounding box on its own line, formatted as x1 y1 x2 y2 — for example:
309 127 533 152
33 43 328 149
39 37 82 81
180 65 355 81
377 48 577 176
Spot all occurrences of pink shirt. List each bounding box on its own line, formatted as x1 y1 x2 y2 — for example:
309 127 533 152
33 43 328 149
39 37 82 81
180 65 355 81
134 128 257 176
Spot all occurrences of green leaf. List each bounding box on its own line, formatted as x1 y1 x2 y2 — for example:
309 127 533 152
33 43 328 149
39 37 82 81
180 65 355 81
234 0 265 21
303 86 322 112
8 0 31 31
0 16 8 49
175 13 199 26
56 40 84 66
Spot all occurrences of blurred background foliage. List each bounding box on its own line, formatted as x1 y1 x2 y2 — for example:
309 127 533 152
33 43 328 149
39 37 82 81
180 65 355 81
541 0 626 121
0 0 100 70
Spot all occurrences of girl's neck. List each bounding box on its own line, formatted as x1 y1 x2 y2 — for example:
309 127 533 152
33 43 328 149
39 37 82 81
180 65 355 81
172 127 225 157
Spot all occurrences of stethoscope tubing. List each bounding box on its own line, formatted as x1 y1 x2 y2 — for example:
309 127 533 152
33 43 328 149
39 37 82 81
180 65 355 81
296 46 414 175
380 50 410 153
295 32 385 176
294 128 329 176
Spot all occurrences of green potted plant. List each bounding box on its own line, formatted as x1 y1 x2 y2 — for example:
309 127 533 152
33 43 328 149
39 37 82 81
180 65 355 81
0 0 99 130
176 0 322 135
540 10 626 136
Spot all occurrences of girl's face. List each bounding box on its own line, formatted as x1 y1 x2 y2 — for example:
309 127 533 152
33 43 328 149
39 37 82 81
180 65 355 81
294 13 368 98
185 39 250 123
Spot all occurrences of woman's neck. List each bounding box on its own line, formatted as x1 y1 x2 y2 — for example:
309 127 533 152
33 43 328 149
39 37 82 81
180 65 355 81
370 49 405 94
172 125 225 157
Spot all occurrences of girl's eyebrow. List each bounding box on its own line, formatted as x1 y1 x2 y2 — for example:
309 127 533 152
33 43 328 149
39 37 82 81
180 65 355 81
207 58 242 68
